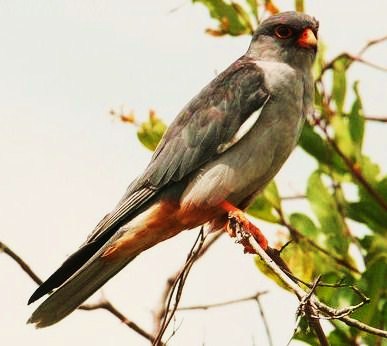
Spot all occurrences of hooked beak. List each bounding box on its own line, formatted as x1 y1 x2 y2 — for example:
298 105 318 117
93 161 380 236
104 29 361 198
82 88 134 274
297 28 317 49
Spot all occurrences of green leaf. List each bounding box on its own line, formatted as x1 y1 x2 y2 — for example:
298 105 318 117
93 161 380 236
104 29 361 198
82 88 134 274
307 171 349 253
282 242 315 283
247 196 279 223
193 0 252 35
298 123 346 174
289 213 320 242
263 180 281 210
348 175 387 235
348 81 365 158
137 111 167 151
359 155 380 185
345 200 386 235
295 0 304 12
328 329 352 345
247 181 281 223
332 56 350 114
245 0 259 23
331 114 356 160
292 317 319 345
352 255 387 344
313 40 327 79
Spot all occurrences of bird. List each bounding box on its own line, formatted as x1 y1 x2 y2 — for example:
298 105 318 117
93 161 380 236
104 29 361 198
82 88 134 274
28 11 319 327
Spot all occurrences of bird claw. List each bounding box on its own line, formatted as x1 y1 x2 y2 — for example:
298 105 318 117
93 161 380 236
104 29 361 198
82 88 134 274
226 210 268 253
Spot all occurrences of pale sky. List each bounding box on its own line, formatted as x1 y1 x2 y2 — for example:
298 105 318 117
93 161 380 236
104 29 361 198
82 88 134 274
1 1 386 346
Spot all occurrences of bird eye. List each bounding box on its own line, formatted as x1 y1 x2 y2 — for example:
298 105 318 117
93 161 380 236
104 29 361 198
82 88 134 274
274 25 293 39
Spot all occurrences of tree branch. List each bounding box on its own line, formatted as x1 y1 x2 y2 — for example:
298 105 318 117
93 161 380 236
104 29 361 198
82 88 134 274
79 301 159 344
276 210 361 274
228 219 387 340
0 241 156 344
153 227 210 345
319 121 387 212
364 116 387 123
256 294 274 346
153 230 223 333
317 35 387 82
0 241 42 285
176 291 267 311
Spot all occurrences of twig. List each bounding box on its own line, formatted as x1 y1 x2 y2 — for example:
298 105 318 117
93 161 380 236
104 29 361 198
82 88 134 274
153 230 223 331
364 116 387 123
319 121 387 212
282 194 306 201
0 241 42 285
317 35 387 82
234 226 387 339
358 35 387 55
176 291 267 311
0 241 157 344
255 295 274 346
153 227 208 345
276 210 360 274
79 301 159 344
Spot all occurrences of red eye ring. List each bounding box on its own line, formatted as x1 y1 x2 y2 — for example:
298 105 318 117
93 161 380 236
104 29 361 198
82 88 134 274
274 25 293 39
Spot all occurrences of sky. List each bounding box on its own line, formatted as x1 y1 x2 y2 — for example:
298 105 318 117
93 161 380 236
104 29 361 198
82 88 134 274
0 1 386 346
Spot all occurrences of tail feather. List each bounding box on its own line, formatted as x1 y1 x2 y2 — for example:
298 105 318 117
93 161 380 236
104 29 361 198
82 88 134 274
28 247 135 328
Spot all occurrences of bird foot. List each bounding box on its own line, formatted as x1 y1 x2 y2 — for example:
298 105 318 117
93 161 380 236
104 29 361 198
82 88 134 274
220 201 268 253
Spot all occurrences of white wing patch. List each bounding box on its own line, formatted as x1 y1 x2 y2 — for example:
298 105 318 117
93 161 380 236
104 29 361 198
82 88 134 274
217 95 270 154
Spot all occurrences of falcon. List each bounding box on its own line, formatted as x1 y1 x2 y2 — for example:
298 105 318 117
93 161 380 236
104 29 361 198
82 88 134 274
28 11 319 327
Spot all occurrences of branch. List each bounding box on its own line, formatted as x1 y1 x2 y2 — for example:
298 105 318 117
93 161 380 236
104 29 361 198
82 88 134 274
358 35 387 55
153 230 223 332
256 295 274 346
319 121 387 212
229 220 387 340
176 290 273 346
364 116 387 123
0 241 42 285
317 35 387 81
0 241 156 344
282 194 306 201
79 301 159 344
153 227 210 345
276 211 361 274
176 291 267 311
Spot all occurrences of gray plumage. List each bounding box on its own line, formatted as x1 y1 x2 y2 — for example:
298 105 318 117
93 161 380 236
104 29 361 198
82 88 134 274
28 11 319 327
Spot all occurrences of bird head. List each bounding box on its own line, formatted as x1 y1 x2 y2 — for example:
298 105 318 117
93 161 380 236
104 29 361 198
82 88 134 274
247 11 319 69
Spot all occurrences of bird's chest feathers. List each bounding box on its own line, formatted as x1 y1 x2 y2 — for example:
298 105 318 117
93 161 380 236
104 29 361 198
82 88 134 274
257 61 303 104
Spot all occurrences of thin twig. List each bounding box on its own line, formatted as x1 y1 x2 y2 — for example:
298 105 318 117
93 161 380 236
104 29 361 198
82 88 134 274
282 194 306 201
358 35 387 55
255 295 274 346
364 116 387 123
239 229 387 339
79 301 159 344
0 241 43 285
276 210 360 274
153 227 208 345
319 121 387 212
176 291 267 311
317 35 387 82
153 230 223 331
0 241 157 344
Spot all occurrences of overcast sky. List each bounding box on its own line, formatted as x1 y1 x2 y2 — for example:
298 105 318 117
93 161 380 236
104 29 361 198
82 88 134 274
1 1 386 345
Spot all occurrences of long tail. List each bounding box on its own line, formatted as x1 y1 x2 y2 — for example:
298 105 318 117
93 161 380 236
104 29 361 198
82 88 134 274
27 241 135 328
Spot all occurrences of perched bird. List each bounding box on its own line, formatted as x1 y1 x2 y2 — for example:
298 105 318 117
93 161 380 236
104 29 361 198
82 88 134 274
28 11 318 327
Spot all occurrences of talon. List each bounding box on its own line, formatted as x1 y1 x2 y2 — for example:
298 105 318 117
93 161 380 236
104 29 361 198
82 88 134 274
220 200 269 252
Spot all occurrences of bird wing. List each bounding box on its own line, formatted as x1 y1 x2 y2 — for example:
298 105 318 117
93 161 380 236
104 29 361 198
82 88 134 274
28 57 270 304
89 56 270 245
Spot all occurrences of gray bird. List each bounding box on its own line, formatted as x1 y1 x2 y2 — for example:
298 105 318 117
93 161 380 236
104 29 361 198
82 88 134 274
28 11 318 327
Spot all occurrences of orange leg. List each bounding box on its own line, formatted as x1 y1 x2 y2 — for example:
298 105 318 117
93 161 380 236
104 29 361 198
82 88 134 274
220 200 268 252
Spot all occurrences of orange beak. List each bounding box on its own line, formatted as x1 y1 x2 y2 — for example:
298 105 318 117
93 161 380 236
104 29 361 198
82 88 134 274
298 28 317 49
